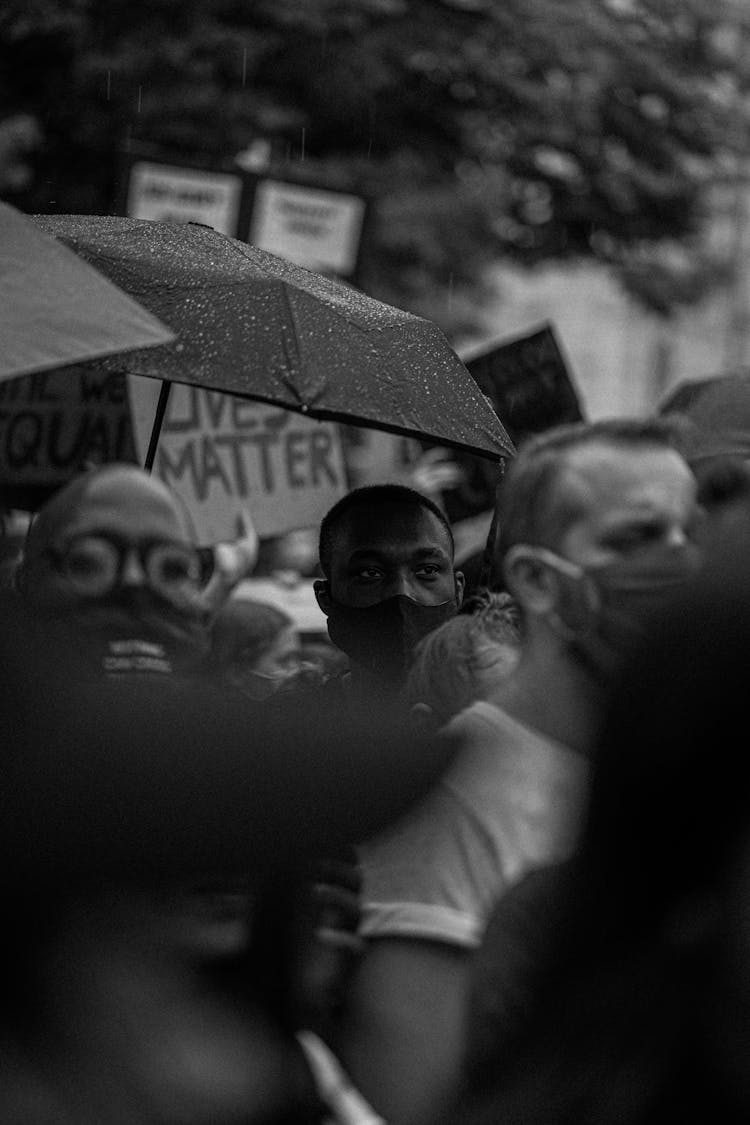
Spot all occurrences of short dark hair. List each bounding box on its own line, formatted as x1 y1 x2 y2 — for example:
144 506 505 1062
695 455 750 512
495 417 688 562
318 484 454 579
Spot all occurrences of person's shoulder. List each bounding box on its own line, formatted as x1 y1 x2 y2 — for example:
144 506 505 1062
445 699 577 761
441 699 521 749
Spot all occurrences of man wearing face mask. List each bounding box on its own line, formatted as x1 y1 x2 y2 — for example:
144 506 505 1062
335 418 702 1125
313 484 465 696
15 463 257 679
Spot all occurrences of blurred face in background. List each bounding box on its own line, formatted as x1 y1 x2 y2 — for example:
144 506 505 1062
209 598 302 701
17 466 210 673
226 623 302 699
505 440 700 681
20 466 201 617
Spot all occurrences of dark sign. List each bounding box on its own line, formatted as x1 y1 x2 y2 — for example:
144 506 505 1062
438 323 584 524
0 367 137 509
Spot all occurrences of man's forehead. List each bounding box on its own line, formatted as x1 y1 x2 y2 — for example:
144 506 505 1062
56 470 189 542
556 442 696 535
561 442 693 501
334 503 452 559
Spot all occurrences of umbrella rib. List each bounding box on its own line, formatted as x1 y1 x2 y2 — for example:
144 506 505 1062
277 283 307 408
201 226 307 408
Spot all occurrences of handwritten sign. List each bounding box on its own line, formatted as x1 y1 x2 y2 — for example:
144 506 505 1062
126 161 243 235
436 324 584 523
250 180 366 277
0 368 135 486
129 377 347 542
461 323 583 441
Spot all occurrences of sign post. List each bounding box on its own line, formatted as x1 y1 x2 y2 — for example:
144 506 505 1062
125 161 244 235
249 180 367 278
121 152 369 282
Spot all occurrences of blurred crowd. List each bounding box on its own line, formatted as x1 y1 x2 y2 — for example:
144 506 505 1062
5 404 750 1125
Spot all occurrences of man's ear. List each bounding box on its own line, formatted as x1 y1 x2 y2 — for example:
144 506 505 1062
502 545 558 615
454 570 465 607
313 578 332 615
409 702 436 736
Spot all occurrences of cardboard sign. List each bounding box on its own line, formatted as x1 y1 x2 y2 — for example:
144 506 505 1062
436 323 584 524
339 424 421 489
126 161 243 236
129 377 347 542
250 180 366 277
0 368 136 487
462 323 583 440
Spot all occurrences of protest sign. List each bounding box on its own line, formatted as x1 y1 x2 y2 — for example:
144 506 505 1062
129 377 347 543
249 180 366 277
0 368 136 495
126 160 243 235
339 424 421 489
436 323 584 524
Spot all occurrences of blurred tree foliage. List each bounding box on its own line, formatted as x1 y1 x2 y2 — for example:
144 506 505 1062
2 0 750 329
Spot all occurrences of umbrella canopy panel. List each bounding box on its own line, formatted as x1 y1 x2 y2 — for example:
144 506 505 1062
33 215 514 461
1 202 174 381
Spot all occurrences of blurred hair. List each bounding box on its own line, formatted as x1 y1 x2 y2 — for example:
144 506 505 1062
208 598 293 672
318 484 454 579
299 640 350 677
694 454 750 511
404 590 520 727
495 417 688 564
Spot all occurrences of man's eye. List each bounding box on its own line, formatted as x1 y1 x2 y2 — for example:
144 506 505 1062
416 564 441 578
356 567 383 581
606 525 660 552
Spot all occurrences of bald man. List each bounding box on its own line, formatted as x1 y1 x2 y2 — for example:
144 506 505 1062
16 463 257 677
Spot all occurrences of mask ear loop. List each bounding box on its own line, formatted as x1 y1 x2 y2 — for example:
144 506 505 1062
509 545 602 639
12 559 26 597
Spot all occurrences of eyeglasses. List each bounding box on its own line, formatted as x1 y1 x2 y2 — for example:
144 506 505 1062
46 533 209 600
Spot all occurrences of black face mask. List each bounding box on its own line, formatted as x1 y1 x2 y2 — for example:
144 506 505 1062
325 594 458 684
52 585 210 678
536 542 701 682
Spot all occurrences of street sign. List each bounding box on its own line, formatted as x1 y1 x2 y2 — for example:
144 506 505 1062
249 179 366 277
126 160 243 236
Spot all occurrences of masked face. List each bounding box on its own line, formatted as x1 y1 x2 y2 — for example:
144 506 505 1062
324 593 459 684
21 468 209 676
316 500 464 684
64 582 210 677
532 542 701 681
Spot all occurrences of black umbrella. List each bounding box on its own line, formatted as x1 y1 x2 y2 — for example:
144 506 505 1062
32 215 514 467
